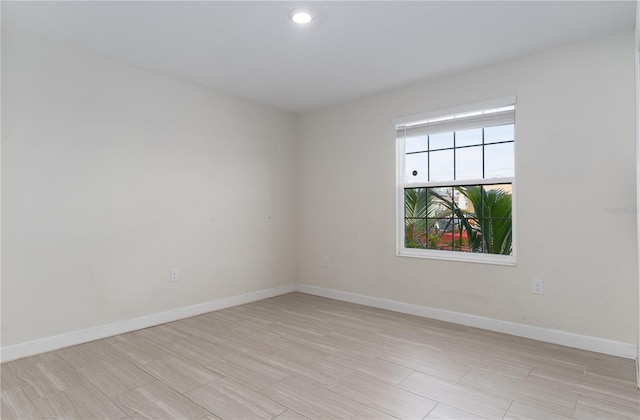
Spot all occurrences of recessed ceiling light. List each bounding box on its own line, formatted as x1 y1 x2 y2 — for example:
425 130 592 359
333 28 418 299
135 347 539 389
290 10 312 25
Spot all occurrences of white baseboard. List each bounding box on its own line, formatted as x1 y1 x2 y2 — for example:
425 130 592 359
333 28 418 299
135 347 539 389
297 284 638 360
3 282 636 363
1 283 296 363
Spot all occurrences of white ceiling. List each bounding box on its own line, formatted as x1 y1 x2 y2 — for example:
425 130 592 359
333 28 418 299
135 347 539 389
2 1 636 113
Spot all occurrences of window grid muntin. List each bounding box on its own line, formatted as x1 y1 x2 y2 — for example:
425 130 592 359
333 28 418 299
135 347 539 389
404 125 514 184
403 183 512 255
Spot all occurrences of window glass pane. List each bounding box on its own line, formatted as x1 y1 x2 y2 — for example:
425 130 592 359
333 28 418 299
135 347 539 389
484 142 514 178
405 152 428 183
455 146 483 180
455 128 482 147
429 149 454 181
404 188 427 249
485 124 514 144
448 217 470 252
429 186 454 218
483 183 513 193
455 189 471 212
429 132 453 150
405 135 427 153
428 218 454 250
479 184 513 255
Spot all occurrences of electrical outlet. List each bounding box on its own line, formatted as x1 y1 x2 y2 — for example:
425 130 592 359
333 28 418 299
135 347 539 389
322 256 329 268
533 279 544 295
170 268 179 283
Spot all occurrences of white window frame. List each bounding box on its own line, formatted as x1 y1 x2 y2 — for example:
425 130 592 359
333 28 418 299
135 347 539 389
395 96 517 266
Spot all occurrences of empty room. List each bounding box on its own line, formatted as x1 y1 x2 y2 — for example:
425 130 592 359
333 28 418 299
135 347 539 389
1 1 639 419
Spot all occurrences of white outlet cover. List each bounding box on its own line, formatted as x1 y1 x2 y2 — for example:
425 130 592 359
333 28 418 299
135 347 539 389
533 279 544 294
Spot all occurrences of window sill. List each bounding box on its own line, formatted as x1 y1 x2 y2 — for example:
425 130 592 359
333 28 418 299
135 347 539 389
397 248 516 266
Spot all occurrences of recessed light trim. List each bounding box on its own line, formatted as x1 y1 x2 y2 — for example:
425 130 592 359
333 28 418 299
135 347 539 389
290 10 312 25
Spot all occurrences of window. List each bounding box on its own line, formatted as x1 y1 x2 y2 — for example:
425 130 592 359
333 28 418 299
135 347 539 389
395 97 516 265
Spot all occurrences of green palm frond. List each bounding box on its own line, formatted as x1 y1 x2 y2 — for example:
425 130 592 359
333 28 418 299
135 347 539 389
404 185 512 255
404 188 438 248
457 186 512 255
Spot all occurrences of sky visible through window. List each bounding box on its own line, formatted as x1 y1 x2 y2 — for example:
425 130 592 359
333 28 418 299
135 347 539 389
404 124 514 183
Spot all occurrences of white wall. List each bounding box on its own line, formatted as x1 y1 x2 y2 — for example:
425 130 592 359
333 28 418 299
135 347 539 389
297 31 638 346
2 28 637 357
1 33 297 348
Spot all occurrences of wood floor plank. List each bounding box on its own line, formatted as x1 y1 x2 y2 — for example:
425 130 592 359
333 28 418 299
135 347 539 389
76 357 157 397
503 401 573 420
1 386 39 420
352 406 399 420
398 371 513 419
113 381 214 420
2 293 638 420
109 333 175 365
196 351 289 391
269 334 343 359
273 409 310 420
434 349 533 381
488 345 588 373
31 384 129 419
377 351 469 382
168 316 234 343
258 375 367 419
361 331 443 358
574 394 640 419
527 364 587 384
526 367 640 409
584 357 637 383
53 339 124 369
11 356 87 402
132 324 194 348
302 331 388 358
163 335 231 364
0 366 20 390
320 352 415 385
185 378 286 419
329 372 438 419
139 355 222 394
232 343 349 387
459 367 578 417
4 352 63 374
424 403 487 419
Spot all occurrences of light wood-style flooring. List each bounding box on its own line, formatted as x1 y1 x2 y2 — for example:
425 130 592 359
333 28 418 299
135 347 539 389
1 292 639 419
